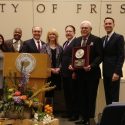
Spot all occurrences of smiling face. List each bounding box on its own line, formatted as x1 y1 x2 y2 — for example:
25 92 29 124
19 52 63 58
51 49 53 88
13 28 22 41
65 26 75 41
32 26 42 40
80 21 92 38
47 29 58 45
48 32 57 42
104 18 115 34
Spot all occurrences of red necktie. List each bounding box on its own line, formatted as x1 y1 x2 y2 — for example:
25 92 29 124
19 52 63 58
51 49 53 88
37 41 40 52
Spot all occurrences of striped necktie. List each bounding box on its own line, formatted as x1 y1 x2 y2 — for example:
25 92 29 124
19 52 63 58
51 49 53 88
81 38 87 47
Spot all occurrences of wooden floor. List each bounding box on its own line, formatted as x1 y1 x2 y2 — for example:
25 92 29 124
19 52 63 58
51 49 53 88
58 117 75 125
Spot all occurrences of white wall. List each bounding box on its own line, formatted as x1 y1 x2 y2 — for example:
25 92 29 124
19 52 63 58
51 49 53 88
0 0 125 78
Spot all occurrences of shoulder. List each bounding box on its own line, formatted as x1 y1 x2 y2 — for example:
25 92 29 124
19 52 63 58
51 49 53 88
23 39 33 44
74 36 82 44
114 32 124 39
88 34 102 44
57 44 63 49
90 34 101 40
4 39 13 44
75 36 82 41
112 33 124 44
41 40 46 44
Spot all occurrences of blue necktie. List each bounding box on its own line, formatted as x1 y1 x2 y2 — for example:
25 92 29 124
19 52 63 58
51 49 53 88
104 35 109 47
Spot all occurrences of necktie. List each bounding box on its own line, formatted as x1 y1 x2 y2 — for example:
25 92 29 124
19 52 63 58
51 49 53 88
64 41 69 49
37 41 40 52
81 38 87 47
104 35 109 47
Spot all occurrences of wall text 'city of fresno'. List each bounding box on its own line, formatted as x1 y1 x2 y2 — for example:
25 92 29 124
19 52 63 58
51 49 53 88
0 3 125 14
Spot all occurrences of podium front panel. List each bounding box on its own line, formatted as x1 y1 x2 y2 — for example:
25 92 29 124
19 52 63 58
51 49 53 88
3 53 51 78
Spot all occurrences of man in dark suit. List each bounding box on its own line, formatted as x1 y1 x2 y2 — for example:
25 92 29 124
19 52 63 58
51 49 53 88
20 26 46 53
4 28 23 52
61 25 78 120
102 17 124 105
73 21 103 125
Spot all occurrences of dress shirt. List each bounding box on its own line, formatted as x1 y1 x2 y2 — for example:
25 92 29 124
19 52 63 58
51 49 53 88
13 39 21 51
34 38 42 50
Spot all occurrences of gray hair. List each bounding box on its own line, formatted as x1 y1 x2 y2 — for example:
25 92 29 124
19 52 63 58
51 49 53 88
80 20 92 28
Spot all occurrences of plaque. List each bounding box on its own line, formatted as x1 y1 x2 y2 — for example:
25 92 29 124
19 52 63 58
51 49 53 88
72 45 90 69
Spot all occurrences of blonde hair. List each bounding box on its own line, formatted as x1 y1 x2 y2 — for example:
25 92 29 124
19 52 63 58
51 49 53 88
46 28 59 45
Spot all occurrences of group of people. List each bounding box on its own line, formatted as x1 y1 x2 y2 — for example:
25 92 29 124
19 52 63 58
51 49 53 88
0 16 124 125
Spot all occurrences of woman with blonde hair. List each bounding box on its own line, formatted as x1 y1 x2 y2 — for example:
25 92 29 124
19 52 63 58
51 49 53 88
45 28 63 103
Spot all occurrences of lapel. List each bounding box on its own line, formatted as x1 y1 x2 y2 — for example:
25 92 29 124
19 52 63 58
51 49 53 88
63 41 67 50
8 39 16 51
78 37 83 46
104 32 115 47
86 34 94 46
63 38 76 50
31 39 39 51
19 40 23 50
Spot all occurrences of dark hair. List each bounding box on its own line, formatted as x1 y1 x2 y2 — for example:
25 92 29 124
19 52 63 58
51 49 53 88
0 34 4 44
65 25 76 33
104 17 115 23
0 34 6 51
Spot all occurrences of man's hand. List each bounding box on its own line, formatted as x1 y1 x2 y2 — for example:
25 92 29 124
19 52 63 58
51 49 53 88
68 65 74 71
112 73 120 81
83 65 91 72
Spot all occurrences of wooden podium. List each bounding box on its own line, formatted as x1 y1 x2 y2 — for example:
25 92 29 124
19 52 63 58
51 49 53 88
3 52 51 102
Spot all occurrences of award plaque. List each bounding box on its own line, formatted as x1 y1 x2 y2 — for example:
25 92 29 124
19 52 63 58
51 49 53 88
72 45 90 69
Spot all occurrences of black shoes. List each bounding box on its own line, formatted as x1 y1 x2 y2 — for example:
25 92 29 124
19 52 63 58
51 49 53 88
75 120 89 125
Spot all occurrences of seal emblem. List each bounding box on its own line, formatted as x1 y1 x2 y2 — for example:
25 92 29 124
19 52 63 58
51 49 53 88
75 49 84 59
16 53 36 73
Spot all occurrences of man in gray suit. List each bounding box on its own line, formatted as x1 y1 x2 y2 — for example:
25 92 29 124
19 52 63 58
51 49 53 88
4 28 23 52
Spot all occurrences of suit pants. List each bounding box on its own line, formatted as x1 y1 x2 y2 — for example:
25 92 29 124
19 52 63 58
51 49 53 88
77 72 99 120
62 77 74 116
103 76 120 105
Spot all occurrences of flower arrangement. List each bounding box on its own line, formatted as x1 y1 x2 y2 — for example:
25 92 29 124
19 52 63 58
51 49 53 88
0 62 56 121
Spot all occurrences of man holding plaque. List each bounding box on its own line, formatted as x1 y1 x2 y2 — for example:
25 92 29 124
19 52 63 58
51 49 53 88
73 21 103 125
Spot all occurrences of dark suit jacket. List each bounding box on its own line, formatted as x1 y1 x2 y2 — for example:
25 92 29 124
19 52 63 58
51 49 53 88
74 34 103 79
4 39 23 52
102 32 124 77
20 38 46 53
61 38 77 77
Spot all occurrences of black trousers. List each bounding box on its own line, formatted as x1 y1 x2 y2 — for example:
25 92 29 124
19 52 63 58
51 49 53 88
77 74 99 121
103 76 120 105
62 77 75 116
